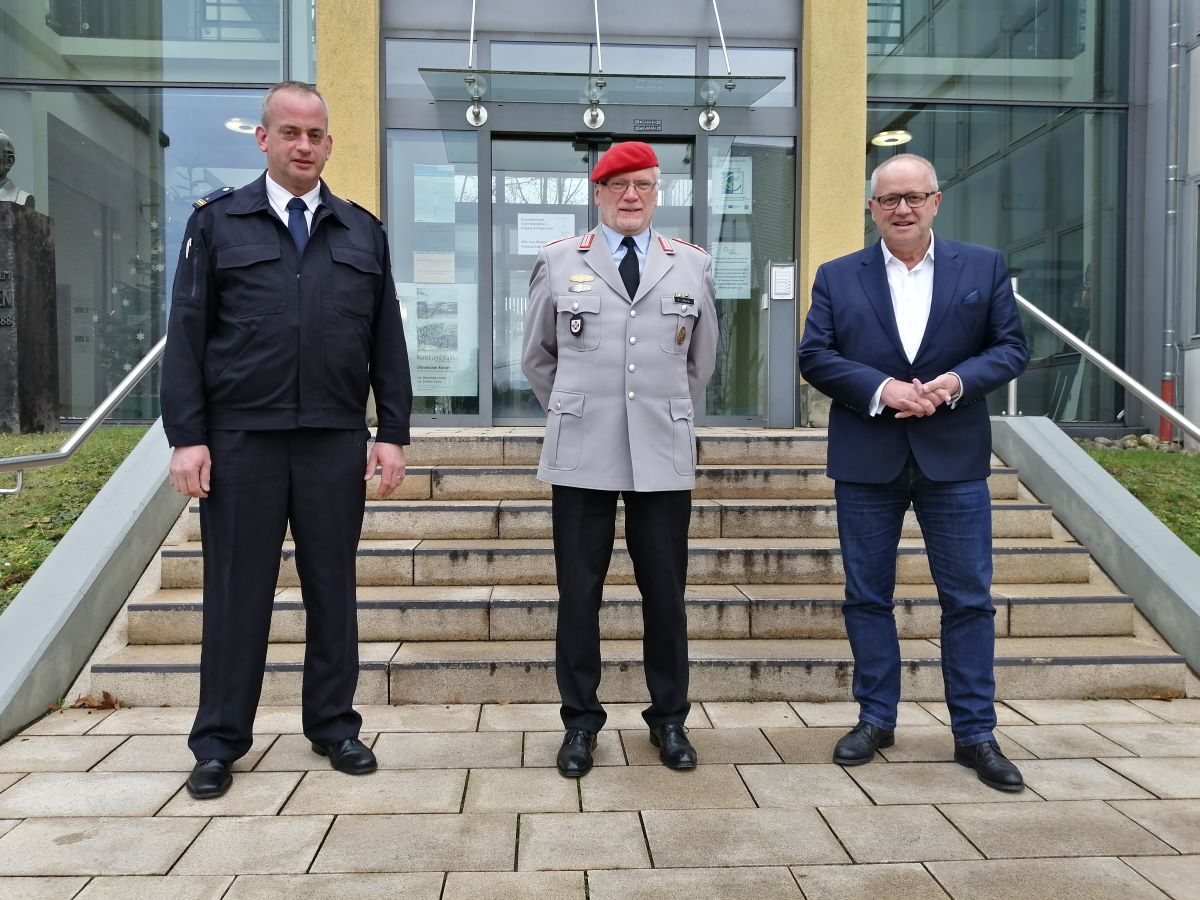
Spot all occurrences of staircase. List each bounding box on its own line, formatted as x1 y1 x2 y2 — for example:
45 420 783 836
88 427 1188 707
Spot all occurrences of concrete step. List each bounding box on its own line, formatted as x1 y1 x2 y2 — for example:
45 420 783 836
183 497 1055 541
127 582 1135 645
362 465 1021 502
88 635 1186 707
400 426 831 467
158 537 1090 589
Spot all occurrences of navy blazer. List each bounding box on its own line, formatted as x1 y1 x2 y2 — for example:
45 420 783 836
797 238 1029 484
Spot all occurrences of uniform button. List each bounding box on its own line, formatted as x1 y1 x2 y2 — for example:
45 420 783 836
688 408 693 415
628 391 636 400
572 302 579 311
628 364 636 372
630 309 637 317
555 401 562 409
629 336 636 345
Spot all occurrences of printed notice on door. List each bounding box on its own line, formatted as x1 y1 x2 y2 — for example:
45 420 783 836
396 282 479 397
413 164 457 223
710 242 752 300
517 213 577 255
709 157 753 215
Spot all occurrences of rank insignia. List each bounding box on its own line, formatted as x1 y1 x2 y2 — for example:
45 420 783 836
676 326 687 345
569 274 594 283
570 315 584 336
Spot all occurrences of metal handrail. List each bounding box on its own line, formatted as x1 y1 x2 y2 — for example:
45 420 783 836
0 336 167 493
1007 279 1200 445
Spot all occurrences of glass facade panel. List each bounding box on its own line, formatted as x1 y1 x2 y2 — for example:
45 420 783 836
0 84 264 418
386 130 480 416
707 48 795 107
707 136 796 418
867 0 1128 103
385 39 465 100
866 103 1126 421
1 1 313 83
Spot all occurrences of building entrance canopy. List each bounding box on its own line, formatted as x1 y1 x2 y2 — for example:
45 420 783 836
418 68 783 108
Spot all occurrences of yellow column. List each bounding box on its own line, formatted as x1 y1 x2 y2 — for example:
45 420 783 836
798 0 867 315
315 0 381 214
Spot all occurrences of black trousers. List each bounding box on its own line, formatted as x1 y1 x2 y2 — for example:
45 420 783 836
188 428 367 762
551 484 692 732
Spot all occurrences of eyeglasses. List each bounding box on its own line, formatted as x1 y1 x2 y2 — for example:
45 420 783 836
873 191 937 210
603 179 658 195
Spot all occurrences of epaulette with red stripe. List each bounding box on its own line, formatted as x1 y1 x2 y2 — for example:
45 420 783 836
669 236 708 255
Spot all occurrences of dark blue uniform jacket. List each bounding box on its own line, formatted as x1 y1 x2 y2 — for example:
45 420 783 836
162 174 412 448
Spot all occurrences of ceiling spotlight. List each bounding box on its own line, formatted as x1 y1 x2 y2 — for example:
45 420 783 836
224 117 257 134
871 129 912 147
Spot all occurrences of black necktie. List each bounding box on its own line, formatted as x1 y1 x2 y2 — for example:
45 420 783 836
619 235 640 299
286 197 309 254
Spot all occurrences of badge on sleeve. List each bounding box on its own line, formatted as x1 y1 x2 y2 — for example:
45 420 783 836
570 315 584 336
676 326 687 345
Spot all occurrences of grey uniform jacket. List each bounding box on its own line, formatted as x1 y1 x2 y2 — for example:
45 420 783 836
521 227 718 492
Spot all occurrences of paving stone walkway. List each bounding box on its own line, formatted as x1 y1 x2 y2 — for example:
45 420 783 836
0 699 1197 898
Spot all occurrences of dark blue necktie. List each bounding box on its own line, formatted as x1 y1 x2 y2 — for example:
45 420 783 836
286 197 309 254
619 235 640 299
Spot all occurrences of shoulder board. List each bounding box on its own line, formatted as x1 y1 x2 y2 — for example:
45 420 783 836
656 235 675 254
669 236 708 255
192 186 234 209
577 232 596 251
345 198 383 226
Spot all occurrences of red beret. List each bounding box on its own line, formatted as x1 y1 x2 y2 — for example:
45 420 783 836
591 141 659 183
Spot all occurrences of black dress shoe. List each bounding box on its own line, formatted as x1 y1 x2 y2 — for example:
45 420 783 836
557 728 597 778
833 721 895 766
186 759 232 799
311 737 377 775
649 723 697 770
955 740 1025 792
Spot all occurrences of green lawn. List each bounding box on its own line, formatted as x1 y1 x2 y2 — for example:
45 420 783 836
0 427 149 614
1083 447 1200 556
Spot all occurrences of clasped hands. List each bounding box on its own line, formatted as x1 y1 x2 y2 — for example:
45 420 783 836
882 373 961 419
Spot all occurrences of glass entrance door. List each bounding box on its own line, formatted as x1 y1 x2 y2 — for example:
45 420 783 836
490 137 694 423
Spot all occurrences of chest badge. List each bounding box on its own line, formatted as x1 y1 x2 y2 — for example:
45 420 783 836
676 326 687 345
570 274 594 283
570 315 584 336
568 284 592 293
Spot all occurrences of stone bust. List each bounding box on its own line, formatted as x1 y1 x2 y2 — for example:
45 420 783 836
0 130 35 209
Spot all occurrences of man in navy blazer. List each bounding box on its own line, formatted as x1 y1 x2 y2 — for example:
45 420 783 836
797 153 1029 792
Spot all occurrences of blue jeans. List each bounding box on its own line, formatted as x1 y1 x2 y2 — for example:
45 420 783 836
835 454 997 747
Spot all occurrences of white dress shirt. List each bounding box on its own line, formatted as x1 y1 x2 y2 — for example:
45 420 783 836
869 233 962 415
264 174 320 232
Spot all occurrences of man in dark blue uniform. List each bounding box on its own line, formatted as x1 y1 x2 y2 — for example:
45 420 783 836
162 81 412 799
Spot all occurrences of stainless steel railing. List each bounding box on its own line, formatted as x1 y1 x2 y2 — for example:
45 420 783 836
1006 279 1200 445
0 336 167 495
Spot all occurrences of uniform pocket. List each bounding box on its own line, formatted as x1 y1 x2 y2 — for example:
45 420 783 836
670 396 696 475
659 296 700 354
545 389 585 470
557 294 601 351
215 242 285 317
329 245 382 320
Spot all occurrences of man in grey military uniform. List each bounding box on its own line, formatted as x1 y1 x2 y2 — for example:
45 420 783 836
522 141 718 777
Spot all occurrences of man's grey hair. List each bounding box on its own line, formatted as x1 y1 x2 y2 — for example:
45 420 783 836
868 153 939 197
261 81 329 127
